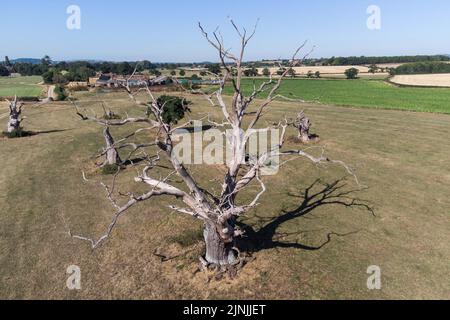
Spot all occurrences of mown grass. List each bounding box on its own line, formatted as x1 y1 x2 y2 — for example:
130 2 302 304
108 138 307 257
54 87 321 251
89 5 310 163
1 92 450 299
224 78 450 114
0 76 43 98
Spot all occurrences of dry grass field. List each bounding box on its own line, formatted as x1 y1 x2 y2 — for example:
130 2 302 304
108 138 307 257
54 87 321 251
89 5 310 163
391 74 450 87
257 65 371 75
1 90 450 299
158 66 389 79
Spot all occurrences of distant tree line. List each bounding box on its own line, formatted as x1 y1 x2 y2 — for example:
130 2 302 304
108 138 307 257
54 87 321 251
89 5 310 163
257 55 450 67
3 54 450 82
324 55 450 66
393 61 450 75
1 56 173 82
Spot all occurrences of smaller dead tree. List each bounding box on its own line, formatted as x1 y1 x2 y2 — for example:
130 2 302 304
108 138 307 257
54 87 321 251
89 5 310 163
73 100 156 168
101 103 120 120
102 126 122 167
293 111 319 143
5 96 23 134
74 102 121 167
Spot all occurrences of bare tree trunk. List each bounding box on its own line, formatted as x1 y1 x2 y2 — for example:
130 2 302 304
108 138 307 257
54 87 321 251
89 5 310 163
298 126 310 143
7 115 20 133
6 97 22 133
295 111 313 143
103 127 121 166
204 222 238 266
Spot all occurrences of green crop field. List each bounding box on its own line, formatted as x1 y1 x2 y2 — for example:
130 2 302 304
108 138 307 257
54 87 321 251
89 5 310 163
0 76 43 98
225 78 450 114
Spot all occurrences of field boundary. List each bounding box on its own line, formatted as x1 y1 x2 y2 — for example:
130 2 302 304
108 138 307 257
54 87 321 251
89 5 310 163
386 76 450 89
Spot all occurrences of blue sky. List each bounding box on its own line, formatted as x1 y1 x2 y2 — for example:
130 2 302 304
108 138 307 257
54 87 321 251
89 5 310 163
1 0 449 62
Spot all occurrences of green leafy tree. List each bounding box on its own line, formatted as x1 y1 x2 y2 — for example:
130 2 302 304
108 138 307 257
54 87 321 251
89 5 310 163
368 64 378 74
155 95 191 125
243 67 258 77
117 62 133 75
54 85 68 101
207 64 222 75
42 69 56 84
0 65 10 76
345 67 359 79
52 72 68 84
170 70 176 76
315 71 321 78
142 60 155 70
151 69 162 76
306 70 314 78
262 67 270 77
179 70 186 77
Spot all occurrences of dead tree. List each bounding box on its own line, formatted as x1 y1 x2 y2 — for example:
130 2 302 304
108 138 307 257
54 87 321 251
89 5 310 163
102 127 122 166
70 20 356 268
74 102 124 167
5 96 23 133
293 111 318 143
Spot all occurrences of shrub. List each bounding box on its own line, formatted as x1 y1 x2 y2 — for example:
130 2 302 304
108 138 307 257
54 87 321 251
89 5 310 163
156 95 191 124
0 65 10 77
345 68 359 79
54 85 68 101
262 67 271 77
207 64 222 75
181 81 201 91
244 67 259 77
368 64 378 74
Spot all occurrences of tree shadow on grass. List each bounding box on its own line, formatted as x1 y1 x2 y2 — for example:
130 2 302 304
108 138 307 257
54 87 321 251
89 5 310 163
2 129 72 139
237 177 375 253
173 125 213 134
33 129 73 135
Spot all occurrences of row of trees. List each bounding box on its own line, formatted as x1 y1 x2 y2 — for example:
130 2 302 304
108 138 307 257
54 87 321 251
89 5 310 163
2 56 161 80
392 61 450 75
320 55 450 66
252 55 449 68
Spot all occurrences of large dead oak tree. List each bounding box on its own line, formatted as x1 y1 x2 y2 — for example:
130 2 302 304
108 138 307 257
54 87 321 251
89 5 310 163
71 21 356 268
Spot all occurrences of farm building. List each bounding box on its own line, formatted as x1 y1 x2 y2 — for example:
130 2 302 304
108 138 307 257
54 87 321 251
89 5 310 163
88 76 99 86
90 73 173 88
149 76 171 86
